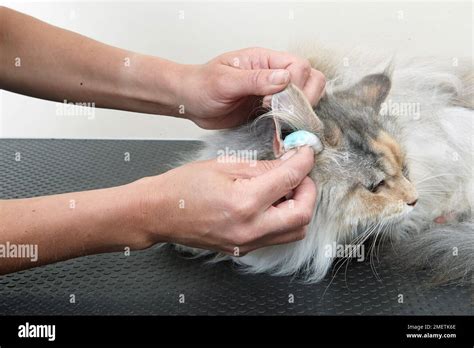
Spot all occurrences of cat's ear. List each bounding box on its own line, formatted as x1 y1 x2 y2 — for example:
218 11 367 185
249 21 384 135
337 73 391 112
271 84 324 157
271 117 285 158
270 86 294 157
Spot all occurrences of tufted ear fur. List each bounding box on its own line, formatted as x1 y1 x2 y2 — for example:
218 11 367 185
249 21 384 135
335 73 391 112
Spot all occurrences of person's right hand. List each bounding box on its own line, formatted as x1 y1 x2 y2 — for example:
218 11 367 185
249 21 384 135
130 146 317 255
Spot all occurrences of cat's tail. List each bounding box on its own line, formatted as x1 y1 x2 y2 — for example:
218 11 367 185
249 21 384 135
395 218 473 284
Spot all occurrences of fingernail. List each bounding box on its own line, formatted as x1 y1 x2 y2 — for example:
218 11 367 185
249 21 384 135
280 149 297 161
302 145 315 154
269 70 290 85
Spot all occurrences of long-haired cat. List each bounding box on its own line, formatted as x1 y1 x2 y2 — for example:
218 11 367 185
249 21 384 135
176 45 473 284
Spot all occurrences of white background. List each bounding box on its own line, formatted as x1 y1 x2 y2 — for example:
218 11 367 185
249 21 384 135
0 0 472 139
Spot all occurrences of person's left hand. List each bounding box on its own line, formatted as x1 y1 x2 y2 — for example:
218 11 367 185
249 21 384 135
175 47 326 129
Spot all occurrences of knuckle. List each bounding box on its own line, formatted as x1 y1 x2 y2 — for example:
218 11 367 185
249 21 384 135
230 197 257 221
301 61 312 77
258 160 277 172
248 69 264 91
232 204 247 220
295 209 313 226
248 46 265 55
284 168 301 189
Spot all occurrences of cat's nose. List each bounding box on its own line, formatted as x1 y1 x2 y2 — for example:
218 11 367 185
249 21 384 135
407 199 418 207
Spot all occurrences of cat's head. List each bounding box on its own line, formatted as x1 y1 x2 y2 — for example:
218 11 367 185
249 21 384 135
270 75 418 230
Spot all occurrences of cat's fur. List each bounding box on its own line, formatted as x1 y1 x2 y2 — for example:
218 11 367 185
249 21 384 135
176 45 473 284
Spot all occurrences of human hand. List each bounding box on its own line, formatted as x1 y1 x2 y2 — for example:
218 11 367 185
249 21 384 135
129 146 317 255
175 47 326 129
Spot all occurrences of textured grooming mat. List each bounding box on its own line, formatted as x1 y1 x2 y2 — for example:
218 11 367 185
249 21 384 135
0 139 471 315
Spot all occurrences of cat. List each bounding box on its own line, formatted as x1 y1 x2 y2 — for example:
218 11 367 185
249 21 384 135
175 44 473 284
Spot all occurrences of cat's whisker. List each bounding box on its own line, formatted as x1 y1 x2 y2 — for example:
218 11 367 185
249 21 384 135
416 183 450 188
369 220 385 281
416 190 447 195
415 173 464 185
343 220 382 283
328 221 378 291
377 219 394 262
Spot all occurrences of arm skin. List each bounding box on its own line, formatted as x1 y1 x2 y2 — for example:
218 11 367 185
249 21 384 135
0 7 324 274
0 186 148 273
0 147 316 275
0 6 183 116
0 7 326 128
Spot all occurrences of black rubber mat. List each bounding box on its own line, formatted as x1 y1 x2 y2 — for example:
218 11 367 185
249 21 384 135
0 139 471 315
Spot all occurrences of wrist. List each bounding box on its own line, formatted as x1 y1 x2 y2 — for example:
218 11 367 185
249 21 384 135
66 183 160 253
118 53 189 117
167 62 202 119
121 175 171 249
69 185 157 253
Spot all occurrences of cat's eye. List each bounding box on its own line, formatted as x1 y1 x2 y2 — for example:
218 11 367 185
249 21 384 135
367 180 385 193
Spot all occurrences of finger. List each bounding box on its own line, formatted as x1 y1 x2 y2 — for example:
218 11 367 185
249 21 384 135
245 226 308 253
211 156 282 180
249 146 315 207
256 176 317 236
222 149 300 179
228 48 311 92
220 48 270 70
224 67 290 98
229 158 288 179
275 176 317 216
246 177 317 250
286 61 312 91
226 48 312 91
302 69 327 106
266 51 312 90
222 47 290 71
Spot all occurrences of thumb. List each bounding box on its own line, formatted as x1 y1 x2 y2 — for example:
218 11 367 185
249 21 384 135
249 146 315 207
233 146 314 180
228 68 290 98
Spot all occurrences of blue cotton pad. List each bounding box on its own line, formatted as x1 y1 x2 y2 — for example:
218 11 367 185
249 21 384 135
283 130 323 154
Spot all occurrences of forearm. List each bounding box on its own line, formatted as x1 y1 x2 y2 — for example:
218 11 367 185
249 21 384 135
0 183 156 274
0 6 186 116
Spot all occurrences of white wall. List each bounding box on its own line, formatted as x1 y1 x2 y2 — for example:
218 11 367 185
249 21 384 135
0 0 472 139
